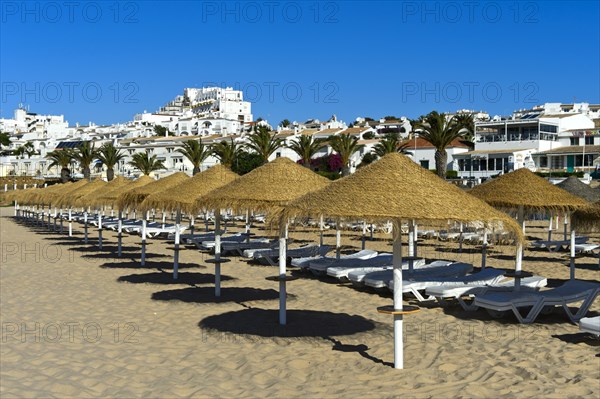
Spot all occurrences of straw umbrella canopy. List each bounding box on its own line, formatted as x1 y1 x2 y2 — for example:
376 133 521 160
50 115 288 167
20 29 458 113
470 168 589 281
93 175 155 208
198 157 330 213
117 172 190 266
198 157 331 323
283 153 523 370
140 165 239 213
556 176 600 203
72 176 129 209
55 179 108 208
139 165 239 278
118 172 190 210
571 201 600 232
468 169 588 213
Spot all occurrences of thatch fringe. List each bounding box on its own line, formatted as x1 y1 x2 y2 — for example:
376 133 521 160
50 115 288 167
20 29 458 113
92 175 155 207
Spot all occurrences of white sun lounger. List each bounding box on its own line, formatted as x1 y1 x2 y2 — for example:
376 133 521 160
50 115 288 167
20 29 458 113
305 249 378 274
364 262 473 290
145 224 187 238
221 238 274 256
199 233 245 250
348 260 453 286
327 255 427 280
574 243 600 254
579 316 600 336
472 280 600 323
426 276 548 310
251 244 332 266
531 236 589 252
396 268 507 302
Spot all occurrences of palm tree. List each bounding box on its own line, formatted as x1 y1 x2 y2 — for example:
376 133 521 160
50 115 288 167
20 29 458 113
212 139 241 168
177 139 211 175
287 135 325 168
97 143 125 181
0 131 10 149
23 142 37 158
245 126 285 164
128 152 165 175
372 134 411 157
72 141 97 180
47 150 73 183
414 111 464 178
454 112 475 142
328 133 363 176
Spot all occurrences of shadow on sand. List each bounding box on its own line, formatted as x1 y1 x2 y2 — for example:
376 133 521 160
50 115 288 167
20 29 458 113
152 286 280 304
198 308 392 366
100 260 205 270
118 271 234 285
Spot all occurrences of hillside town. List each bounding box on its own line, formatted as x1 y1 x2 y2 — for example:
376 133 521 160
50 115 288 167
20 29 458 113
1 87 599 184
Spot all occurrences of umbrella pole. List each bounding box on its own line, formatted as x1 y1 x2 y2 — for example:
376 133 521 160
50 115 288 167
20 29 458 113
408 221 415 257
141 211 148 266
214 211 222 297
563 212 568 241
458 222 463 253
279 220 288 325
84 210 88 244
514 205 525 290
68 208 73 237
481 230 488 269
370 224 374 240
117 210 123 257
547 211 553 241
98 212 103 250
335 226 341 260
173 208 181 279
319 215 324 248
59 208 64 234
14 201 18 218
361 221 366 250
205 211 209 232
53 207 57 232
190 215 195 235
162 209 166 228
392 220 404 369
245 210 250 242
413 220 418 258
569 224 576 280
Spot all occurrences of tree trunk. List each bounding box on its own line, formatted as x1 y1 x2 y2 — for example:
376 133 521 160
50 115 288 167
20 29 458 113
435 149 447 178
61 168 70 183
83 167 91 180
342 165 351 177
106 168 115 181
193 166 200 175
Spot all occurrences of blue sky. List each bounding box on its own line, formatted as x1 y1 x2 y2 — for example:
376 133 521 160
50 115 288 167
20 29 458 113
1 1 599 126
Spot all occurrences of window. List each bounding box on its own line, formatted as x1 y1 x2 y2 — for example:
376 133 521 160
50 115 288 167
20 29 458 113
539 156 548 168
585 136 595 145
276 152 281 158
420 160 429 169
570 138 579 146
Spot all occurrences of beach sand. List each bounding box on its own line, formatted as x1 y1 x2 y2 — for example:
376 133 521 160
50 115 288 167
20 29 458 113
1 206 599 398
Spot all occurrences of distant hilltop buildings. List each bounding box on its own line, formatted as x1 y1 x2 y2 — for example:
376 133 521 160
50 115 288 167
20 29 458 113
0 86 598 181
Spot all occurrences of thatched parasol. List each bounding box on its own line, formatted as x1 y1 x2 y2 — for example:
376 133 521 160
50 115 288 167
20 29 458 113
199 157 331 324
283 153 523 370
73 176 128 208
138 165 239 278
55 179 108 208
198 157 330 213
141 165 239 213
556 176 600 203
118 172 190 210
469 169 588 212
571 201 600 232
470 169 588 281
93 175 155 208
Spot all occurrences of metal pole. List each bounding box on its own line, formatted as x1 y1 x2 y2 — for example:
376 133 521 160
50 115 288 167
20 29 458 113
392 220 404 369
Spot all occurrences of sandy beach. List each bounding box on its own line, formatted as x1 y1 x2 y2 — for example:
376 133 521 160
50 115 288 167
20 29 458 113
1 206 599 398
